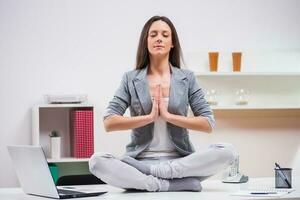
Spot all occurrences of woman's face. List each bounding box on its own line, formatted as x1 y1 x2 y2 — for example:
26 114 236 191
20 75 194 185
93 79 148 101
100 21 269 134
147 20 173 57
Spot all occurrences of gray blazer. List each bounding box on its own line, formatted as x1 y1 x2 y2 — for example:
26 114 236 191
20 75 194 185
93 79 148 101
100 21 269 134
104 65 215 157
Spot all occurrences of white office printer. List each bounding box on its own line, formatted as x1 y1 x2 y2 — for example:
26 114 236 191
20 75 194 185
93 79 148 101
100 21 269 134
44 95 87 104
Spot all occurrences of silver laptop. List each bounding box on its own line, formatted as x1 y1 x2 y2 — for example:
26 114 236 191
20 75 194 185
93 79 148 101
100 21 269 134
7 145 107 199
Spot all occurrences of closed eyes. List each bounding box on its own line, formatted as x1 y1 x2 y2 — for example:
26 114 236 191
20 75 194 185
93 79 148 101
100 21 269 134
149 31 170 38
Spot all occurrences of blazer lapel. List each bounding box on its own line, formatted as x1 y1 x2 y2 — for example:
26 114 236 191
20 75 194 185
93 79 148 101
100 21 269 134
168 66 188 114
133 67 152 114
133 65 188 115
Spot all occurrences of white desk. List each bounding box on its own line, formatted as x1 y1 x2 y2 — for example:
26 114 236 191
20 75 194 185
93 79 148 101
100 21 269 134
0 177 299 200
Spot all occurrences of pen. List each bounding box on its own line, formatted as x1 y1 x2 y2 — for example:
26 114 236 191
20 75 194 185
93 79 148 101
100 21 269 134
251 192 277 195
275 163 291 188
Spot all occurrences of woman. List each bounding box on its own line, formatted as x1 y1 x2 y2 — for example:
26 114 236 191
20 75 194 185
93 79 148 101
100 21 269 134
89 16 237 192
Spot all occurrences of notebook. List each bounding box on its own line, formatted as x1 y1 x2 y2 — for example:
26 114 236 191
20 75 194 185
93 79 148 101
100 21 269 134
231 187 295 197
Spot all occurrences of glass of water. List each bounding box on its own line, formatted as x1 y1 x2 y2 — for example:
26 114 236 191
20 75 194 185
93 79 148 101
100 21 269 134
235 89 250 105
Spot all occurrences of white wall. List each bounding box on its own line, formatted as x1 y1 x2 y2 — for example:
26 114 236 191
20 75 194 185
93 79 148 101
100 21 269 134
1 0 300 187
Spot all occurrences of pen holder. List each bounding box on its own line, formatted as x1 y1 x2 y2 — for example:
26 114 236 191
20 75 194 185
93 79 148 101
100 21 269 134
275 168 292 188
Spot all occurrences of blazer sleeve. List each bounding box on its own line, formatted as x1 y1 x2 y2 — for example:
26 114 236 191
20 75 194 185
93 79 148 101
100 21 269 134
103 72 131 120
188 71 216 129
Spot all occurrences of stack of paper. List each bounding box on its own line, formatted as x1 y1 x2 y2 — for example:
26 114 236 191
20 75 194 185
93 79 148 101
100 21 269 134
231 187 295 197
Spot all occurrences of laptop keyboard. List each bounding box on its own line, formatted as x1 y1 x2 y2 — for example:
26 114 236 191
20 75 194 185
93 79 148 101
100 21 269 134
57 188 84 195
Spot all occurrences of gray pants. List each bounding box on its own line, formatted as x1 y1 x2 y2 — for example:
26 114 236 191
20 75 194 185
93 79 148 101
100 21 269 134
89 143 237 192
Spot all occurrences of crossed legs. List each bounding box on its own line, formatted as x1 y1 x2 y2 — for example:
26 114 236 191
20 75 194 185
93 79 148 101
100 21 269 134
89 143 237 192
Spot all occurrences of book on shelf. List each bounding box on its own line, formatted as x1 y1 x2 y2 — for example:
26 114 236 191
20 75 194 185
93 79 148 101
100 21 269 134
70 109 94 158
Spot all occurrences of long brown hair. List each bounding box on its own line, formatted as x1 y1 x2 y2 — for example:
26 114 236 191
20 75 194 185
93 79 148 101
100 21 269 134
135 16 183 69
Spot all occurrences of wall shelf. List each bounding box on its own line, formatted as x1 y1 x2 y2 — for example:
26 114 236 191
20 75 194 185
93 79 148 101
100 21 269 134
192 72 300 117
189 106 300 118
212 107 300 118
195 72 300 77
211 105 300 110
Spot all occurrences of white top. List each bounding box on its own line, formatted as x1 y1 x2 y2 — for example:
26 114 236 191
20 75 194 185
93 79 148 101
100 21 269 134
138 97 179 158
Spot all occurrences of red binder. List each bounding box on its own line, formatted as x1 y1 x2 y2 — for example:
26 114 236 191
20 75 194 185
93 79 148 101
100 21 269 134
70 109 94 158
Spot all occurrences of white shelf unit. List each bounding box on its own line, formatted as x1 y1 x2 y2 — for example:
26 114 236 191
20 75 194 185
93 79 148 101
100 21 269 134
47 157 90 163
32 103 94 163
194 72 300 117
